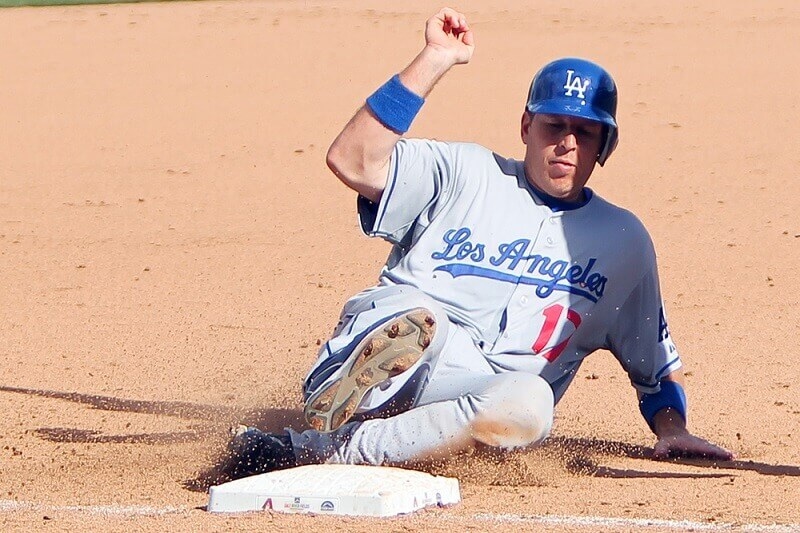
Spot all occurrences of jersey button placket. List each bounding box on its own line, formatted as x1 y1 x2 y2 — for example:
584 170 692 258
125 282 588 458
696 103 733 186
496 220 546 346
543 215 563 247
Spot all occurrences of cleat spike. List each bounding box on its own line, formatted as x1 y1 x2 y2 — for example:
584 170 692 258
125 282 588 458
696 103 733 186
303 308 437 433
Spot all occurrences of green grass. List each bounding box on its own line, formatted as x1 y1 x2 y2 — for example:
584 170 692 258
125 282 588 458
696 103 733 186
1 0 180 6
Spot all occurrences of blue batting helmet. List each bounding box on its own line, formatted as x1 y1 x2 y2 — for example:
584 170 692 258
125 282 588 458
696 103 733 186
526 57 619 166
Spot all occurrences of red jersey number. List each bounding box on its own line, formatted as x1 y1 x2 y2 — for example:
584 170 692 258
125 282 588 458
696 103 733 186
532 304 582 362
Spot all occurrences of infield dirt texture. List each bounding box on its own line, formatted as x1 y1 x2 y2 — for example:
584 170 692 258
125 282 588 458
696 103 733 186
1 1 799 531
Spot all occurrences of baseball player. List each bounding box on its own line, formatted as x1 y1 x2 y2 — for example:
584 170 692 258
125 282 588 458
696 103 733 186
220 7 732 478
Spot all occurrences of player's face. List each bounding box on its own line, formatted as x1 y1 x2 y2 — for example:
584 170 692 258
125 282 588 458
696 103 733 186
520 113 604 202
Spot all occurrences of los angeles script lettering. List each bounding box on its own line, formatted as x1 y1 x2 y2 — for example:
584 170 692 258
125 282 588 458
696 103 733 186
431 227 607 298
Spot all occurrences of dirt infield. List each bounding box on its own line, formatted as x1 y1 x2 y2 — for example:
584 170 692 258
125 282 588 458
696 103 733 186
1 1 799 530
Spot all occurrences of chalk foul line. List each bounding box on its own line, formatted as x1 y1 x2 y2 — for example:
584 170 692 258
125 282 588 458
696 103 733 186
0 499 189 517
460 512 800 532
1 500 798 531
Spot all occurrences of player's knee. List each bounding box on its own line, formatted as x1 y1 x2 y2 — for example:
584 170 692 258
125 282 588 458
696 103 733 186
469 373 554 449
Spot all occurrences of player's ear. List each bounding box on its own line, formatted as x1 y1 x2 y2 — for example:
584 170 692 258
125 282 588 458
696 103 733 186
521 112 533 144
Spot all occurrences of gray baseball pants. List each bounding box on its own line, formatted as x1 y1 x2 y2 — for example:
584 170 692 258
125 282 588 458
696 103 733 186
289 285 555 465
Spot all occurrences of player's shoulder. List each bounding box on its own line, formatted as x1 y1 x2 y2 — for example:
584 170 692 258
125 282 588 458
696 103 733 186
398 139 514 185
399 138 496 161
445 142 522 176
588 192 655 247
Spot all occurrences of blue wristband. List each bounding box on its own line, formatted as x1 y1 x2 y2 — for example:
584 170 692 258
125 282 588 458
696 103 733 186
365 75 425 134
639 380 687 433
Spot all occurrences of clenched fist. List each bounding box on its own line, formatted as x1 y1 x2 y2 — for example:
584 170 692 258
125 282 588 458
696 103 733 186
424 7 475 66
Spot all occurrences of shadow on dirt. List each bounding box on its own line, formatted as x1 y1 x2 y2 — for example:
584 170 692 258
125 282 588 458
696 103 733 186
33 427 208 444
1 383 306 448
4 385 798 490
1 384 309 493
0 385 230 419
0 384 305 429
548 435 800 477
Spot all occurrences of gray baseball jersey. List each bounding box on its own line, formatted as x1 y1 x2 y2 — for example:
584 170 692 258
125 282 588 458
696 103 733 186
357 138 681 402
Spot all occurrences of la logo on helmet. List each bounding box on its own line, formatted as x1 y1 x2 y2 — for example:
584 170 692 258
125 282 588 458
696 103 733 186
563 70 590 99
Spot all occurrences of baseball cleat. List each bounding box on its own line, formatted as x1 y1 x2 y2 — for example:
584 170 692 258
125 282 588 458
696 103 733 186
304 308 436 433
217 425 297 481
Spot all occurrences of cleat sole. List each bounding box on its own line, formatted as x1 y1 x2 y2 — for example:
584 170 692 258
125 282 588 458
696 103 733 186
304 308 436 433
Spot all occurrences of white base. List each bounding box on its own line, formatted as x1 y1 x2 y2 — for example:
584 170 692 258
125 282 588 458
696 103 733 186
207 464 460 517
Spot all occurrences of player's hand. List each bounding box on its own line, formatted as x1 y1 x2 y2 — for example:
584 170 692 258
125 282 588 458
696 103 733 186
653 430 734 461
424 8 475 65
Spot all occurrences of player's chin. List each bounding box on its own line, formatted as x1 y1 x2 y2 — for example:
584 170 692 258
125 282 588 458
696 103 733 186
543 178 578 199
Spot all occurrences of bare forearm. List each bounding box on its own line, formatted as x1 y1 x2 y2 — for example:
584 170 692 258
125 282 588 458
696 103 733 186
326 47 458 203
326 8 474 203
398 45 460 97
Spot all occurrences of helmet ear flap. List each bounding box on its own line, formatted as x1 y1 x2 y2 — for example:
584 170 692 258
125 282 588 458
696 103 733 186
598 126 618 166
